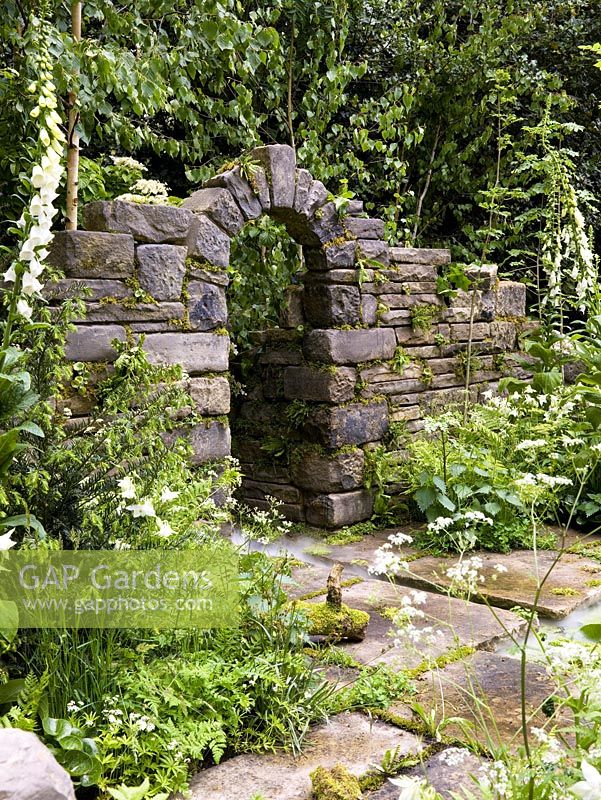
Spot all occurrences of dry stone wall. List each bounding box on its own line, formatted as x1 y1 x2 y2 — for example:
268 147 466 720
47 144 528 529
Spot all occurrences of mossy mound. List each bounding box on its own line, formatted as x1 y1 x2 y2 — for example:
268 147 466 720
310 764 362 800
296 600 369 642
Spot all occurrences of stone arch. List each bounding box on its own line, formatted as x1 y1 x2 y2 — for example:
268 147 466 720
51 144 528 529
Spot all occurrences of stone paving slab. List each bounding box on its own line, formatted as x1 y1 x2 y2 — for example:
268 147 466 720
186 712 423 800
291 564 526 670
289 534 601 619
403 549 601 619
401 651 557 749
367 748 484 799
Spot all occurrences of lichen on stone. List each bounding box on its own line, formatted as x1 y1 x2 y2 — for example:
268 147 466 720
295 600 369 642
310 764 362 800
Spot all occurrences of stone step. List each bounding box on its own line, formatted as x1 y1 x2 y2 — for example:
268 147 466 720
185 712 423 800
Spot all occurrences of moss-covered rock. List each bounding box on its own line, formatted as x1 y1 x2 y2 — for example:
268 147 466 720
296 600 369 642
310 764 362 800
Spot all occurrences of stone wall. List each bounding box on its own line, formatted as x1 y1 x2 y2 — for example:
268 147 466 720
47 143 528 529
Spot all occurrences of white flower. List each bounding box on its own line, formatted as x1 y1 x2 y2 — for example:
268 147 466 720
160 487 179 502
0 529 16 550
117 476 136 499
21 271 43 296
156 519 175 538
17 299 32 320
3 266 16 283
515 438 547 451
126 499 156 518
572 760 601 800
388 531 413 546
389 775 427 800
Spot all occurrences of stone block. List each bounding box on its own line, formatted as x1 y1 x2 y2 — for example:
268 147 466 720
205 165 263 219
252 144 296 209
496 281 526 317
83 200 192 244
187 213 231 268
0 729 76 800
381 293 443 309
65 324 126 362
258 347 303 366
390 247 451 265
242 479 301 505
305 490 373 529
465 263 498 290
188 266 230 286
44 278 131 302
378 309 411 326
307 400 389 448
344 217 385 239
187 280 228 331
143 332 229 374
283 365 357 403
279 286 305 328
136 244 187 300
303 284 361 327
243 497 305 523
308 202 345 244
294 173 329 218
309 269 367 285
361 294 377 326
181 187 245 235
490 321 518 351
188 376 230 415
346 200 364 216
357 239 390 265
449 322 490 342
188 420 231 464
290 447 365 492
396 323 450 347
47 230 135 279
78 302 185 324
305 241 357 271
304 328 396 364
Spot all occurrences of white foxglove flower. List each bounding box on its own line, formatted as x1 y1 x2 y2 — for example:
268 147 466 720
0 529 16 551
17 300 32 320
572 760 601 800
126 499 156 518
3 266 16 284
117 477 136 499
160 487 179 502
21 272 43 296
156 519 175 538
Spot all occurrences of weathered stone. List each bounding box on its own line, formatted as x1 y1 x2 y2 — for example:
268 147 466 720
346 199 364 216
44 278 131 302
344 217 385 239
406 748 485 800
396 323 450 347
242 479 301 505
187 213 231 268
304 328 397 364
378 309 411 326
390 404 421 422
390 247 451 265
188 420 231 464
187 266 230 286
305 490 374 528
283 366 357 403
187 281 228 331
361 294 378 326
245 497 305 523
357 239 390 265
293 168 314 214
449 322 490 342
303 284 361 327
188 376 231 415
65 324 126 361
47 230 135 278
305 242 357 271
252 144 296 209
307 401 389 448
308 202 345 244
127 322 176 333
381 293 443 309
290 447 365 492
188 713 422 800
83 200 192 244
205 165 263 219
239 461 291 485
309 269 368 285
78 302 184 324
181 187 245 235
0 729 76 800
258 347 304 366
295 177 329 219
465 263 498 290
279 286 305 328
447 289 496 323
143 332 229 374
136 244 187 301
496 281 527 317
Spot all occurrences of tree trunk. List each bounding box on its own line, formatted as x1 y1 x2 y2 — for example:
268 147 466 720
65 2 82 231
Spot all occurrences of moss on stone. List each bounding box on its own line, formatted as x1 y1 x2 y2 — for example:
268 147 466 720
296 600 370 641
310 765 362 800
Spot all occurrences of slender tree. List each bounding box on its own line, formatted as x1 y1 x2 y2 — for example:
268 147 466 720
64 1 82 231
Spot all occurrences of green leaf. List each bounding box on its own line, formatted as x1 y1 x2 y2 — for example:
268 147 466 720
581 624 601 642
437 493 456 512
42 716 73 739
0 678 25 706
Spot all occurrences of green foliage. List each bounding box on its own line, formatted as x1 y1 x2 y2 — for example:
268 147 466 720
410 304 440 334
391 346 411 375
334 666 413 711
